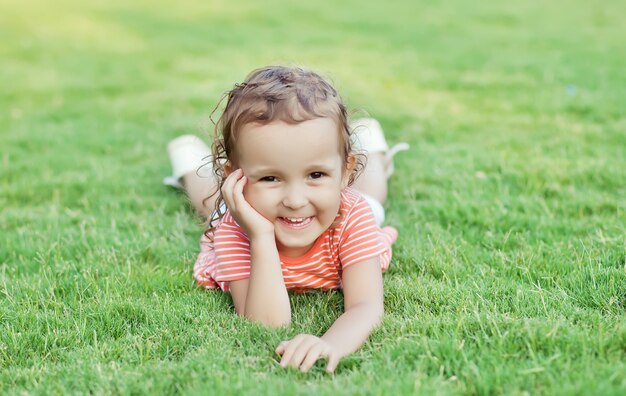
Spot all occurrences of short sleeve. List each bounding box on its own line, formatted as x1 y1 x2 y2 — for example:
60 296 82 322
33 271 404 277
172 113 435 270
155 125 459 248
338 197 386 269
212 220 252 282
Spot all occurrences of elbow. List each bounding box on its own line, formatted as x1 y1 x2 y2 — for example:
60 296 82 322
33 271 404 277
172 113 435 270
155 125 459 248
351 301 384 326
374 303 384 326
264 316 291 328
237 309 291 328
366 302 384 327
250 315 291 328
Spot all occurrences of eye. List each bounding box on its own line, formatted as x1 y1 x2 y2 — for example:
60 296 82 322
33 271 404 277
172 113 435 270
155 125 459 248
309 172 326 179
259 176 278 182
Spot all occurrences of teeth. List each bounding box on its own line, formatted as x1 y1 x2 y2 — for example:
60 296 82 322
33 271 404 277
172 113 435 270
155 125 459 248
281 217 312 223
279 216 313 229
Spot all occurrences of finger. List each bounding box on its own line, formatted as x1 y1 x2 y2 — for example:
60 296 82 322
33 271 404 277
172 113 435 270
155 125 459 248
279 335 308 368
220 170 239 207
221 168 241 191
284 337 319 369
221 187 234 213
275 341 288 355
299 343 325 372
326 352 340 373
221 169 243 211
232 175 247 205
232 177 254 219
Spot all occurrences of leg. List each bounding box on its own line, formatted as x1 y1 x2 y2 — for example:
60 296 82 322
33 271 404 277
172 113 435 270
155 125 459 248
182 171 219 219
351 152 388 205
164 134 217 219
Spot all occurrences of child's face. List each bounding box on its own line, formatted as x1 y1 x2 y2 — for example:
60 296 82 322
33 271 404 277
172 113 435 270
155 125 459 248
234 117 349 257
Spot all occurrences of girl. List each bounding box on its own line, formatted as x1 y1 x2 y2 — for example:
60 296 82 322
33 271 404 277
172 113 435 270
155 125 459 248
164 66 408 373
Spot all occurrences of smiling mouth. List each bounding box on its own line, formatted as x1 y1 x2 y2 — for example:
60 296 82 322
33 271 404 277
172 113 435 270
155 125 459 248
278 216 313 229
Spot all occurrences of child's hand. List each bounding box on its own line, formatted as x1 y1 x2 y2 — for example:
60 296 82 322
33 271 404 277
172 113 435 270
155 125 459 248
221 168 274 238
275 334 340 373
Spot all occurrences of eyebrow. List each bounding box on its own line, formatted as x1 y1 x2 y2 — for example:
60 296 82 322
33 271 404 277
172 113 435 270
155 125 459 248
248 165 278 173
306 163 335 172
246 167 280 178
247 162 337 177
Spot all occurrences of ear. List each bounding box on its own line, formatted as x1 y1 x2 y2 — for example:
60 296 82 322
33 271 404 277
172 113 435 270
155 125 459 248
342 154 358 188
223 162 234 176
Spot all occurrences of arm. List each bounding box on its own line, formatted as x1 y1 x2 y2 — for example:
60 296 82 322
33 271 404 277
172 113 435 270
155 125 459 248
230 235 291 327
321 256 384 356
276 256 383 372
224 169 291 327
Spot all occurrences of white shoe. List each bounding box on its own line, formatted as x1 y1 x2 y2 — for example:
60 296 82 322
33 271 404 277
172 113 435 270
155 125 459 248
350 118 410 178
163 135 212 189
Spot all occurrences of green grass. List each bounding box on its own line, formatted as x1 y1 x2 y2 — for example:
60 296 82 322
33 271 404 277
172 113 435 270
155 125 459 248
1 0 625 394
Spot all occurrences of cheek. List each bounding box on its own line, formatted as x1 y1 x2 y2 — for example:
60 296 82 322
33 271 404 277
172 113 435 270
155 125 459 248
243 185 275 216
315 187 342 213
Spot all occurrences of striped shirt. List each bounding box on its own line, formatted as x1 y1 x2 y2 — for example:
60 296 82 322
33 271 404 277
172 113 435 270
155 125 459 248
193 187 397 292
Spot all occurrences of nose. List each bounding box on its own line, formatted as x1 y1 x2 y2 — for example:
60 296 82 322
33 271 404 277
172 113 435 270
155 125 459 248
282 184 308 210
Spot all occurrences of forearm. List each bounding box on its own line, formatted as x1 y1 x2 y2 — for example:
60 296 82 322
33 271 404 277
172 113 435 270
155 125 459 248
244 235 291 327
321 302 383 358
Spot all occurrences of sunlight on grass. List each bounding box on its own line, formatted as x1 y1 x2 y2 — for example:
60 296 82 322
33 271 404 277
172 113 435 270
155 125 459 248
1 0 625 394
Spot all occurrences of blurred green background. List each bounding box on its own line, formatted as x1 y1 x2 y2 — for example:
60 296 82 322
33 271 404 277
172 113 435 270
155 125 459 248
1 0 625 394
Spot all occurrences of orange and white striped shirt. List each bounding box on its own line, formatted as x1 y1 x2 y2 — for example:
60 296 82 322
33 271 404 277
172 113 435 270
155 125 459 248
193 188 397 292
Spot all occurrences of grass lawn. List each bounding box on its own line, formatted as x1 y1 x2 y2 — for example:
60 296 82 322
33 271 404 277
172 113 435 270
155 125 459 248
1 0 625 394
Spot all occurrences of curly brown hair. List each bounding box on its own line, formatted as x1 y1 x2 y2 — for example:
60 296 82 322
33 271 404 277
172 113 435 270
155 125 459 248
203 65 365 234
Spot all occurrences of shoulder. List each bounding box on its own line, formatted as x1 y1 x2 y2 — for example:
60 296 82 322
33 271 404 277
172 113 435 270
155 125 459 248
340 187 365 209
340 188 373 222
335 188 377 239
336 187 369 222
214 211 249 242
